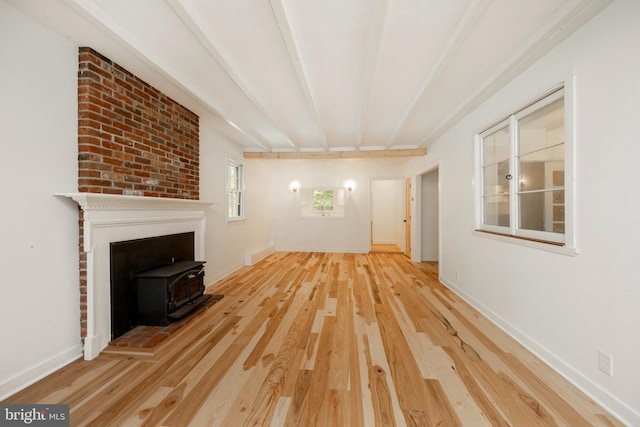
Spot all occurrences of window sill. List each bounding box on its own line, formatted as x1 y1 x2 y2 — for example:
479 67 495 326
227 217 246 225
299 214 345 219
473 230 578 256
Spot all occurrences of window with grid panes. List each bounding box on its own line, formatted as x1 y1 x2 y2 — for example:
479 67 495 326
227 159 243 220
476 86 570 246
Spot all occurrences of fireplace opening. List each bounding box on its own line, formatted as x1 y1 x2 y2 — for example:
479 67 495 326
110 232 208 340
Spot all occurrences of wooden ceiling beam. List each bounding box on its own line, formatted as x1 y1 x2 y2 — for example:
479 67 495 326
383 0 492 149
269 0 329 150
354 0 389 150
244 148 426 160
168 0 295 150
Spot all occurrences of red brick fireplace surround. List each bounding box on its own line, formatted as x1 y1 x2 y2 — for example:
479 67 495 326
77 47 199 199
76 47 201 342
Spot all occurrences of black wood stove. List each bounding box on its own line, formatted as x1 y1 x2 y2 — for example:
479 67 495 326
135 260 211 326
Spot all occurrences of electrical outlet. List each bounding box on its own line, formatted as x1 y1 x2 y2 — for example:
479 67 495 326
456 271 460 280
598 350 613 377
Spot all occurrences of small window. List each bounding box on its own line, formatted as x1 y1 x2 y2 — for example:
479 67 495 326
299 187 345 218
226 159 244 220
313 189 334 212
476 83 573 248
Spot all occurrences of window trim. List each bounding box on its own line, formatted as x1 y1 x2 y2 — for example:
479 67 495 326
475 118 511 236
299 187 346 218
226 157 244 222
474 76 576 252
471 229 578 256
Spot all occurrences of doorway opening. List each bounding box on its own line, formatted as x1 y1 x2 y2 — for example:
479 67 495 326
370 179 404 253
413 165 440 263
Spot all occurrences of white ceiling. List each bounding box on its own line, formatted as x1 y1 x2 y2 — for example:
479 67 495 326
8 0 611 154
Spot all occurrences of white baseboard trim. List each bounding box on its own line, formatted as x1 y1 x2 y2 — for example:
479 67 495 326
274 246 369 254
0 344 83 401
244 245 276 266
440 276 639 427
206 261 246 287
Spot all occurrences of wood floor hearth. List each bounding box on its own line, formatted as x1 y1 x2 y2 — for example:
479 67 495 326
3 252 622 426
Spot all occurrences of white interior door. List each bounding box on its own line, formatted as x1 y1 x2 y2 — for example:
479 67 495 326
371 180 403 246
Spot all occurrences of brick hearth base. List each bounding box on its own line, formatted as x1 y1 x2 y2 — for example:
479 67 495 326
108 294 224 349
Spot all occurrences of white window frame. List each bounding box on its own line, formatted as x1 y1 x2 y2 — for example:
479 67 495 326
299 187 346 218
226 157 244 221
313 189 335 212
474 77 576 254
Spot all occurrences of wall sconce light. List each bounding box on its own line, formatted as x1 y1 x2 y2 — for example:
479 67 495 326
344 180 356 192
289 181 301 193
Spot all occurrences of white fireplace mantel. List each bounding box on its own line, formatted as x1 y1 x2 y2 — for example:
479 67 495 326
56 193 214 360
58 192 214 211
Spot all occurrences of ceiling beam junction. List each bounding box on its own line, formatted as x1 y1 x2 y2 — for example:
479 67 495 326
383 0 493 149
418 0 614 147
167 0 296 150
63 0 270 151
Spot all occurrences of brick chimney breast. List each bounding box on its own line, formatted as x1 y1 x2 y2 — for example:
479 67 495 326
76 47 201 341
77 47 199 199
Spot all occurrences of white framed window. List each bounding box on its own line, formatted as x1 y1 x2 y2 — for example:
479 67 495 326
226 158 244 221
475 81 574 250
299 187 345 218
313 189 334 212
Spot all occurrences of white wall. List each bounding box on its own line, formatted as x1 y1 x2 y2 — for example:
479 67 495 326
0 1 82 399
407 0 640 423
4 2 636 422
199 119 275 282
265 158 407 253
420 170 439 261
0 2 277 398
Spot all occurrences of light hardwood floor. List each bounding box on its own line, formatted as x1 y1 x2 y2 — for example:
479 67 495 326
4 252 622 426
370 243 403 253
